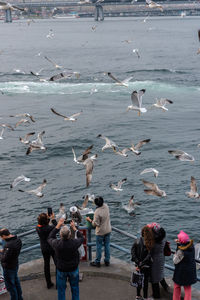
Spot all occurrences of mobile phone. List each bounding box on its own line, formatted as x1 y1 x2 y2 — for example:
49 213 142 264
47 207 52 216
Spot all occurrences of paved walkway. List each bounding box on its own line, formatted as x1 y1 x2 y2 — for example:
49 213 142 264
0 257 199 300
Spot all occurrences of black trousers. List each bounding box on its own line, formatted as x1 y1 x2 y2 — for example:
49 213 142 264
42 251 56 287
137 268 150 299
152 282 160 298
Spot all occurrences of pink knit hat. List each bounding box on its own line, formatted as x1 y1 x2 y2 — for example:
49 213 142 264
147 222 161 232
177 230 190 244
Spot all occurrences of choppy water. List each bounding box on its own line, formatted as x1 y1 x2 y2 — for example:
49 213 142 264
0 17 200 272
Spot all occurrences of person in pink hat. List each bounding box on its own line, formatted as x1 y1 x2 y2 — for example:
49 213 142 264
173 230 197 300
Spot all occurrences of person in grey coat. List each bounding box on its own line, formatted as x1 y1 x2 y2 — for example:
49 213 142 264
149 223 166 298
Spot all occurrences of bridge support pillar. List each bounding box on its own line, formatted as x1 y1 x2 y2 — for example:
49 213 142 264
5 8 12 23
94 4 104 21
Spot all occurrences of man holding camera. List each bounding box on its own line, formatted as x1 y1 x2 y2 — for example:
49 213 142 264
0 228 23 300
47 218 84 300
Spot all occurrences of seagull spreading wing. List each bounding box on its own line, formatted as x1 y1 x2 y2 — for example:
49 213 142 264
107 72 133 87
19 132 35 144
26 131 46 155
152 98 173 111
185 176 200 198
129 139 151 155
30 69 43 77
97 134 118 151
112 146 129 157
168 150 195 162
51 108 83 121
18 179 47 197
15 119 30 128
140 168 159 177
72 145 93 164
142 179 166 197
10 175 30 188
122 195 141 214
10 113 35 122
0 1 26 11
146 0 163 11
0 127 4 140
110 178 127 192
127 89 147 115
0 123 14 131
83 154 97 187
133 49 140 59
44 56 62 69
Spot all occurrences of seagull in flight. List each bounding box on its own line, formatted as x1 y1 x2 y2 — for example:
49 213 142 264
0 123 14 131
145 0 163 12
127 89 147 116
152 98 173 111
133 49 140 59
185 176 200 198
140 168 159 177
0 2 26 11
30 69 44 77
72 145 93 164
107 72 133 87
44 56 62 69
112 146 129 157
110 178 127 192
142 180 166 197
0 127 4 140
15 118 30 128
10 113 35 122
129 139 151 155
97 134 118 151
46 29 54 39
10 175 30 188
19 132 35 144
168 150 195 162
51 108 83 121
26 131 46 155
83 154 98 187
18 179 47 197
123 195 141 214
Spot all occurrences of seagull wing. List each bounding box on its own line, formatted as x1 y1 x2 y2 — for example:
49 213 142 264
82 195 89 208
137 89 146 107
140 168 154 175
117 178 127 188
70 111 83 118
121 77 133 84
0 123 14 131
146 0 151 4
36 131 45 144
15 119 29 127
131 91 139 107
82 145 93 161
24 132 35 140
49 73 65 81
0 127 4 138
107 72 122 84
121 148 130 154
29 115 35 122
12 5 25 11
44 56 56 67
142 180 158 191
129 195 134 205
10 175 26 188
191 176 197 193
135 139 151 150
51 108 68 119
36 179 47 193
144 189 159 196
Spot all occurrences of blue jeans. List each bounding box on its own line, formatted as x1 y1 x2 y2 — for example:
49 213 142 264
95 232 111 263
56 267 79 300
3 266 23 300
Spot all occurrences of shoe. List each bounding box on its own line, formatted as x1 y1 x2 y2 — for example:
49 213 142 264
104 261 110 266
90 261 101 267
135 297 143 300
47 282 54 289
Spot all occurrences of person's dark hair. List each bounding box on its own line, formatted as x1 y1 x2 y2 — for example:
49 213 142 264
153 227 166 243
141 226 155 251
37 213 49 225
94 196 104 207
0 228 10 237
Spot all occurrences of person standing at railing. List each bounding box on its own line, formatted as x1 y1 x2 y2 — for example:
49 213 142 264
131 225 154 300
172 230 197 300
36 212 57 289
0 228 23 300
86 196 111 267
47 218 84 300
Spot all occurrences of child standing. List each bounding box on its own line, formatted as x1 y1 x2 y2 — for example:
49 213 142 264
173 230 197 300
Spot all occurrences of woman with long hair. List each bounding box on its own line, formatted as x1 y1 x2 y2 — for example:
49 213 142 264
131 225 155 300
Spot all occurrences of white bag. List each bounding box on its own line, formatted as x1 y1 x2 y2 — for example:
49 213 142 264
75 231 85 258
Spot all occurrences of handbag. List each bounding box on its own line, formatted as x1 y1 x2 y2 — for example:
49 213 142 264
164 241 171 256
74 231 85 258
130 271 144 288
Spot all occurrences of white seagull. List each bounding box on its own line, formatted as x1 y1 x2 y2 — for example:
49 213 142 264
133 49 140 59
72 145 93 164
18 179 47 197
112 146 129 157
122 195 141 214
46 29 54 39
140 168 159 177
146 0 164 11
97 134 118 151
127 89 147 116
10 113 35 123
0 127 4 140
10 175 30 188
0 123 14 131
19 132 35 144
15 119 30 128
110 178 127 192
142 180 166 197
51 108 83 121
44 56 62 69
129 139 151 155
26 131 46 155
152 98 173 111
107 72 133 87
185 176 200 198
168 150 195 162
0 1 26 11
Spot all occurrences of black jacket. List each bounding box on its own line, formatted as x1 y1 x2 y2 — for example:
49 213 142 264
173 240 197 286
36 220 57 253
131 237 152 269
1 236 22 270
47 227 84 272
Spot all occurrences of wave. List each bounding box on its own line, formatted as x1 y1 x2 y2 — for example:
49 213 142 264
0 80 199 95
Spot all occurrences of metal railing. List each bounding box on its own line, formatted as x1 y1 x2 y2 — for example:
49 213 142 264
1 225 200 282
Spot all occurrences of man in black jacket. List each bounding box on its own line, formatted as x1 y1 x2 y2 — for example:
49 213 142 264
0 228 23 300
48 218 84 300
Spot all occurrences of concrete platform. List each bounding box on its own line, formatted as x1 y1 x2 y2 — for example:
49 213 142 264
0 256 199 300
